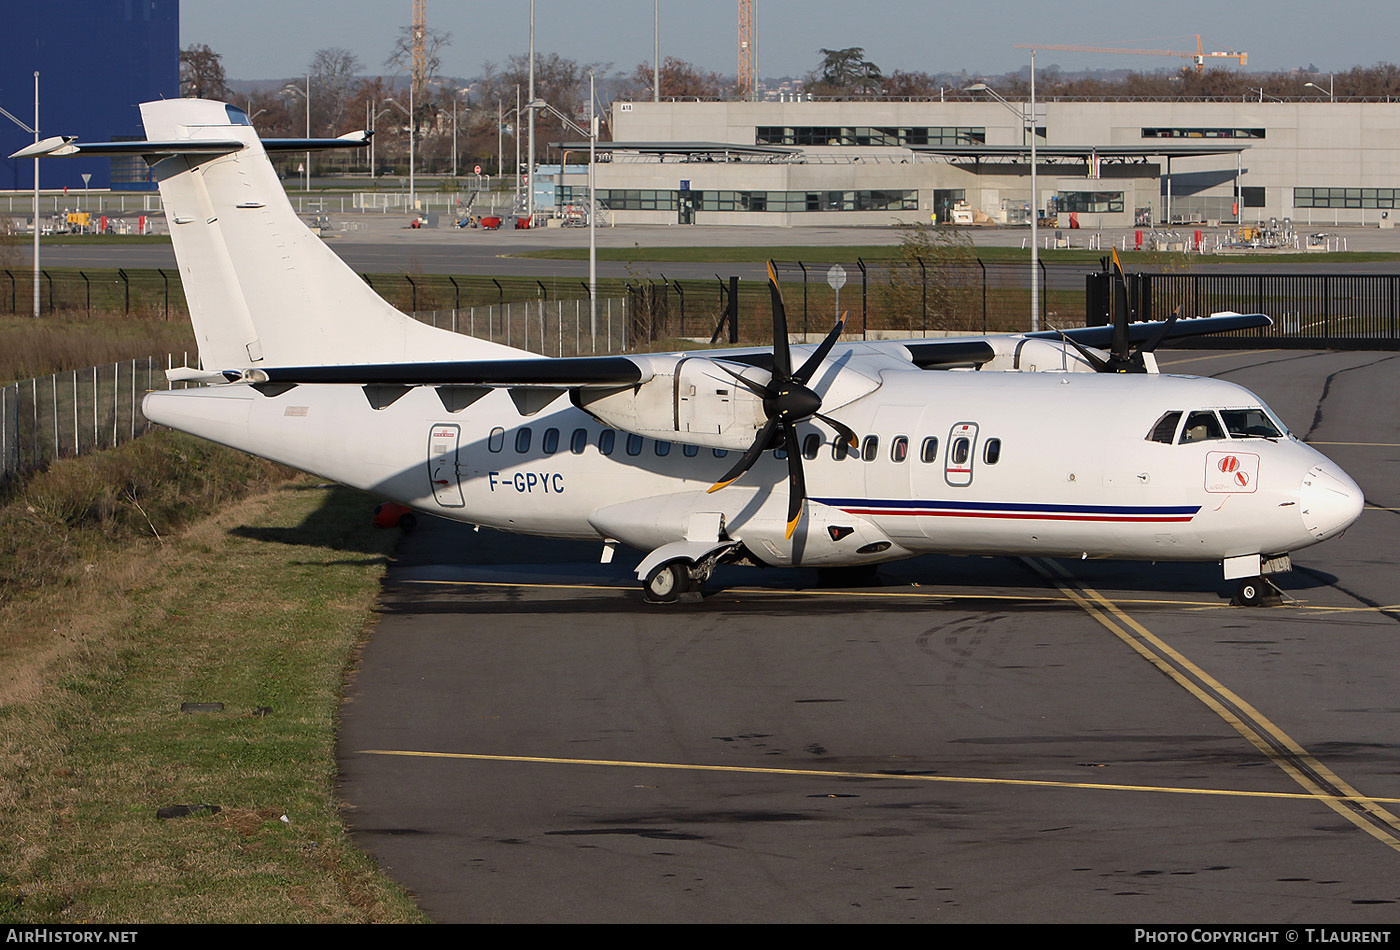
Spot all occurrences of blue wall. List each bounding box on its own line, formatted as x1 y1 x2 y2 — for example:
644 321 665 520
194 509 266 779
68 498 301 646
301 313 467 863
0 1 179 191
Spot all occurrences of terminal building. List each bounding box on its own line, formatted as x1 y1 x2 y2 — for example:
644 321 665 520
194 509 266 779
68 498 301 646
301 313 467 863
554 98 1400 229
0 1 178 191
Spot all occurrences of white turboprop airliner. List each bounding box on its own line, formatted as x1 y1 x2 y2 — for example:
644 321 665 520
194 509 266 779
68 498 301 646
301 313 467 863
17 99 1364 604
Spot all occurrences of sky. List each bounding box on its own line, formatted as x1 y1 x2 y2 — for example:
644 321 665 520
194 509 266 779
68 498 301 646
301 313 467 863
180 0 1400 84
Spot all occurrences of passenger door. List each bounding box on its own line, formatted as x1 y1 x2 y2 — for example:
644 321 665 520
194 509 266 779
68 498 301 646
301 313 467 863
945 422 979 487
428 423 465 508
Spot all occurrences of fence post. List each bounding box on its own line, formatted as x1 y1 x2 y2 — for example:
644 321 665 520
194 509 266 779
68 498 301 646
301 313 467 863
856 259 868 340
977 258 987 334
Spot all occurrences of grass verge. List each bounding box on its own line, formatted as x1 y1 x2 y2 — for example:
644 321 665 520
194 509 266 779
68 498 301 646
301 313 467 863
0 434 424 923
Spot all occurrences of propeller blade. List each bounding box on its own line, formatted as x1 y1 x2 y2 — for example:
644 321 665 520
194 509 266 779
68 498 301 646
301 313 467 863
1111 259 1131 363
767 260 792 382
1139 304 1183 355
782 424 806 539
814 412 859 449
791 312 847 387
707 415 780 494
712 360 775 400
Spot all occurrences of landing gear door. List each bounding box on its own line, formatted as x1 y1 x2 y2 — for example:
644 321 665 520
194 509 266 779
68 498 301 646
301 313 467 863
428 423 465 508
945 422 978 487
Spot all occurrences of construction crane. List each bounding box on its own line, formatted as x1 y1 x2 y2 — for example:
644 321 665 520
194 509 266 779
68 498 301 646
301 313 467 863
412 0 427 104
738 0 756 101
1016 35 1247 73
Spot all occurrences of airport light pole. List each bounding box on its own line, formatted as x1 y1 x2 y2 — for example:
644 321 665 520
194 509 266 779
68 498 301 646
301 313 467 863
282 76 311 192
589 70 597 349
527 0 536 223
0 72 41 318
385 91 416 212
967 60 1040 332
1304 77 1334 101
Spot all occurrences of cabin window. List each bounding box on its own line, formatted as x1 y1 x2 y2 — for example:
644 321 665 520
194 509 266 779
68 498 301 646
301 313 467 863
1220 408 1283 440
514 428 532 453
542 428 560 455
683 443 699 457
598 429 616 455
1147 411 1182 444
891 436 909 463
655 440 671 456
920 437 939 463
626 434 644 456
862 435 879 462
832 438 850 461
1179 411 1225 444
713 448 728 458
951 437 971 465
570 428 588 454
983 438 1002 464
802 433 822 460
488 427 505 453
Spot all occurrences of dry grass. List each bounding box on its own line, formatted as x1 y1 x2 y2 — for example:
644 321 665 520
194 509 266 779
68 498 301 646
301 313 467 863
0 454 423 923
0 311 195 383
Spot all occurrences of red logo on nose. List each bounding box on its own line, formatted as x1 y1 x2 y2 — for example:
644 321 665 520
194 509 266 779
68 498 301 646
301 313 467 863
1235 471 1249 487
1219 456 1240 473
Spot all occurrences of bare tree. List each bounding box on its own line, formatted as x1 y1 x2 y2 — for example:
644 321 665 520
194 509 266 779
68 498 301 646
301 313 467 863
385 24 451 99
180 44 230 100
630 57 726 100
309 47 363 135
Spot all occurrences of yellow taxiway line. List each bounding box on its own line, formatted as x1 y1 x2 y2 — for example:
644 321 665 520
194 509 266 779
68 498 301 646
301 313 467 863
359 748 1400 807
1025 557 1400 853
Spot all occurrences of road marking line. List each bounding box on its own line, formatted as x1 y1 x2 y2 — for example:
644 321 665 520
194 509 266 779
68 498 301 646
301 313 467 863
1026 557 1400 852
359 748 1400 806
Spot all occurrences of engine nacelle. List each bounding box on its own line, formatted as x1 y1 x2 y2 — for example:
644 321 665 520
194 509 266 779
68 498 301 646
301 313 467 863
574 356 769 451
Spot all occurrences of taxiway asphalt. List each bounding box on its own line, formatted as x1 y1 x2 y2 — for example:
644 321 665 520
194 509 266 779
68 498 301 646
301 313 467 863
337 349 1400 923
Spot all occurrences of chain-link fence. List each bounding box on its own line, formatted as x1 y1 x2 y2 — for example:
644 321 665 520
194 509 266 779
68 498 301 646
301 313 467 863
0 357 193 485
412 297 632 356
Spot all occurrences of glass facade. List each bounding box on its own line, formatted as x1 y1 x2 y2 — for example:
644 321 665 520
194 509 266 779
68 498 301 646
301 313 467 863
1142 127 1265 139
1295 187 1400 209
563 187 918 213
1057 191 1125 214
755 126 985 147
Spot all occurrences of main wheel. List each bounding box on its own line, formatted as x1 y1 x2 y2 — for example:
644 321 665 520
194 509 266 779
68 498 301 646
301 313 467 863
1236 576 1265 607
644 561 690 603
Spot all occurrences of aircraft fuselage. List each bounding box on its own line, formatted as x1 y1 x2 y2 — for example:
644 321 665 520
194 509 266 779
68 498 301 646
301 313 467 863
144 367 1361 573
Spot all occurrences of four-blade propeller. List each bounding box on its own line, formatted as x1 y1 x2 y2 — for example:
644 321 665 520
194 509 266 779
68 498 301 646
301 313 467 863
707 262 857 538
1058 249 1181 373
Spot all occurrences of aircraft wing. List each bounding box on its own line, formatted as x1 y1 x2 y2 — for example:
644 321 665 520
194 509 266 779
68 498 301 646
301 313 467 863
230 355 653 388
1027 311 1272 348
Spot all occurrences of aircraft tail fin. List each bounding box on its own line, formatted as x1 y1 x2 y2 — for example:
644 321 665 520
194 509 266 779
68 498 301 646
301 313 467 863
138 99 529 370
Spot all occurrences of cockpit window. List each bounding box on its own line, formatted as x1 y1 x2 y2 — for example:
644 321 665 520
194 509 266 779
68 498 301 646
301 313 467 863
1147 411 1182 444
1179 410 1225 444
1220 408 1284 440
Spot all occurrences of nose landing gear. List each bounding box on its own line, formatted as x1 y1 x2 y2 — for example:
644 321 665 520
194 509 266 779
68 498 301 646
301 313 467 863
1234 575 1283 607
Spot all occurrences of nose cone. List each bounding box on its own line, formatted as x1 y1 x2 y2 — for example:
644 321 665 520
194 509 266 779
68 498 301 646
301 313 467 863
1300 464 1365 541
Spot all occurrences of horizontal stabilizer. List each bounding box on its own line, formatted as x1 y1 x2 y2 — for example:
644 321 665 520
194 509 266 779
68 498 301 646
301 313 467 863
14 133 371 161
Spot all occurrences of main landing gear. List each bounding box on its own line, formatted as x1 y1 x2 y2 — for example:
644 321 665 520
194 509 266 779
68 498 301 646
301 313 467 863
643 559 713 604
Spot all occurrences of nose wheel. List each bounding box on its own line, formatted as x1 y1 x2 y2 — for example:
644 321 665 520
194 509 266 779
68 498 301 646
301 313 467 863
1234 575 1282 607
